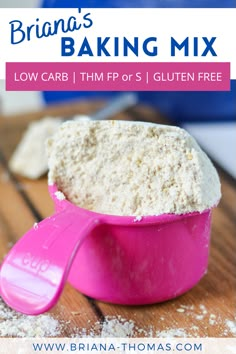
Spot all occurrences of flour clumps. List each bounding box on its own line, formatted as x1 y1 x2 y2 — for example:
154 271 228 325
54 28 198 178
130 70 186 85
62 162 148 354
10 117 62 179
0 298 61 337
47 120 221 216
55 190 66 201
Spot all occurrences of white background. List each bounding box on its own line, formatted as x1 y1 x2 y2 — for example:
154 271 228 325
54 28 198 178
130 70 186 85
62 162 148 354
0 2 235 179
0 8 235 79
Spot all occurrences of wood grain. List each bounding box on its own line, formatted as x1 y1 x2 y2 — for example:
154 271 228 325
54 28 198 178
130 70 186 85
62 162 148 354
0 102 235 338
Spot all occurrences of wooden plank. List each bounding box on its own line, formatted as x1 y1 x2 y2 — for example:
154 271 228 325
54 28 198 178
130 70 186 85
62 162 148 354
0 100 104 125
0 102 235 338
16 177 53 219
218 173 236 218
0 166 100 336
50 283 101 337
0 166 37 243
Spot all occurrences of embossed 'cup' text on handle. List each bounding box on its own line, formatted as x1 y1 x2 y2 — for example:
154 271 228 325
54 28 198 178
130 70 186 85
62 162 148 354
0 208 102 315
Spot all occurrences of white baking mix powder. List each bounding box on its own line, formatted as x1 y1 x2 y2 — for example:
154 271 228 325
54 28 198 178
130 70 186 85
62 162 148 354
9 116 93 180
0 298 60 337
9 117 62 179
47 120 221 216
1 297 235 338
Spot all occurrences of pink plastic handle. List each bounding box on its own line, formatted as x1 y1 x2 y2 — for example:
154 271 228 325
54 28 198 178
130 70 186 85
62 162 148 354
0 208 101 315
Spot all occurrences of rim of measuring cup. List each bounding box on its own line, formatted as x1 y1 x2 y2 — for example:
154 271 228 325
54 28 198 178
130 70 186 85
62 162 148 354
48 184 211 226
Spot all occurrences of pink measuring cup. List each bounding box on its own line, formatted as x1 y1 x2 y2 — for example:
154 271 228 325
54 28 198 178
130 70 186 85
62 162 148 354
0 184 212 315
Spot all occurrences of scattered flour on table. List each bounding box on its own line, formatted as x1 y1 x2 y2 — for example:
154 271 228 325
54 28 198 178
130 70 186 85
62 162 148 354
71 303 236 338
72 312 234 338
0 298 61 337
47 120 221 216
173 303 236 338
101 317 135 337
0 297 235 338
73 316 149 338
155 328 187 338
225 320 236 335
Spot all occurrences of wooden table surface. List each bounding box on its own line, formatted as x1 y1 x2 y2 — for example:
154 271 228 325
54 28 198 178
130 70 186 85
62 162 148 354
0 101 235 338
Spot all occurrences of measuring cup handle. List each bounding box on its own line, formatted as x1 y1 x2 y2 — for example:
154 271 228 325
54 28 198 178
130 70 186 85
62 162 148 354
0 208 102 315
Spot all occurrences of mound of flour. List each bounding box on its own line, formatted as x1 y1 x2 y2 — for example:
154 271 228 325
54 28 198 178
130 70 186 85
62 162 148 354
47 120 221 216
